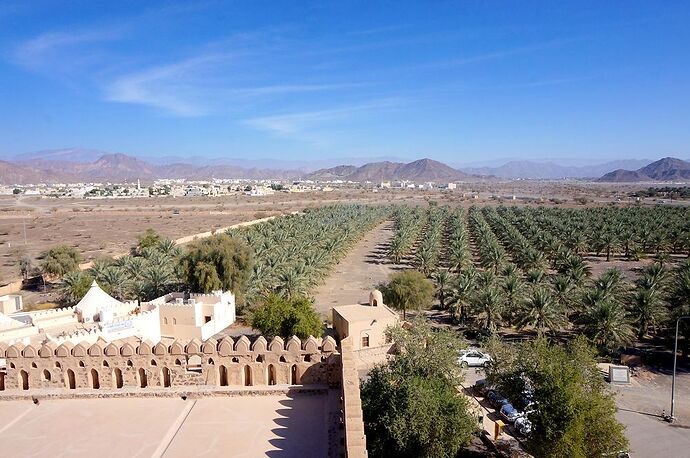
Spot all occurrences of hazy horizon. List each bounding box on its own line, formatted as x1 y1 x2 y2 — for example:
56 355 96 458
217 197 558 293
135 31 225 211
1 1 689 163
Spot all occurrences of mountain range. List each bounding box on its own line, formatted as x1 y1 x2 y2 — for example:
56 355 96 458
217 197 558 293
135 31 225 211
1 148 689 185
459 159 653 180
597 157 690 182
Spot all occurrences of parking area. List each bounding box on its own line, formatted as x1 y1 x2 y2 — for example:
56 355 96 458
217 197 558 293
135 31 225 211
461 367 528 447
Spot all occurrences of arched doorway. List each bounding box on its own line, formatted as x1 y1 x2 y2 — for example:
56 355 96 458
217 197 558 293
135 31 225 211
161 367 171 388
66 369 76 389
43 369 52 383
90 369 100 389
267 364 276 386
113 368 123 389
218 365 228 387
138 368 148 388
243 365 252 386
19 370 29 390
291 365 299 385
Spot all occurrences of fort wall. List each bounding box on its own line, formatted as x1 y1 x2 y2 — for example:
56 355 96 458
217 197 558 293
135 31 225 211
0 335 340 393
340 336 368 458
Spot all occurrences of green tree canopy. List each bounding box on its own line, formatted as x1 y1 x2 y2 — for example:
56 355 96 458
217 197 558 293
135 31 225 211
361 319 476 458
40 245 82 278
486 336 628 457
380 270 434 319
134 228 162 255
180 234 253 298
250 294 322 338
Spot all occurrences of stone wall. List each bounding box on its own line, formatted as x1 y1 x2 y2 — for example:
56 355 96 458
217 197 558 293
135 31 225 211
340 336 368 458
0 335 340 393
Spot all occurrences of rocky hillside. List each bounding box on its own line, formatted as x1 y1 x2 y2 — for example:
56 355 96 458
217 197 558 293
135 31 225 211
1 153 297 184
307 158 470 181
598 157 690 182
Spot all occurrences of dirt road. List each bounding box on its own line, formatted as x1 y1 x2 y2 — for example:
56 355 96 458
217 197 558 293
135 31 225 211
312 221 402 317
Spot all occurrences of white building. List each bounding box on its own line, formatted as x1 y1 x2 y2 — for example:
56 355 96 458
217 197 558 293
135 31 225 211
151 290 236 340
0 295 23 315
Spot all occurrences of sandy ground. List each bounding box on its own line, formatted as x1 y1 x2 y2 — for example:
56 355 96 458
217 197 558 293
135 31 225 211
0 392 334 458
312 221 403 317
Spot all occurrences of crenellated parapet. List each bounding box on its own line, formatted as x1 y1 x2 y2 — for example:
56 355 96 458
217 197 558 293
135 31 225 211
0 335 340 394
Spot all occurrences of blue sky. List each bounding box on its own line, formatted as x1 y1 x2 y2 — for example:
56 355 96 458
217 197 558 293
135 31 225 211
1 1 689 164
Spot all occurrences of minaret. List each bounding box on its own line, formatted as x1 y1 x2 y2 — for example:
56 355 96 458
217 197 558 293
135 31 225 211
137 179 141 190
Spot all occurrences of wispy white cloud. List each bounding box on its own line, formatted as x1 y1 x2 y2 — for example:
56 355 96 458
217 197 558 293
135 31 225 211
13 27 123 72
242 98 403 135
405 37 584 72
105 52 371 116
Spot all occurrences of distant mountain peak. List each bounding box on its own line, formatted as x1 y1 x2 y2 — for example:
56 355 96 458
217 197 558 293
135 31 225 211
307 158 469 182
597 157 690 182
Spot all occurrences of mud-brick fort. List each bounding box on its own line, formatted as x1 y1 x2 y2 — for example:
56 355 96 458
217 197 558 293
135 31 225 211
0 289 400 457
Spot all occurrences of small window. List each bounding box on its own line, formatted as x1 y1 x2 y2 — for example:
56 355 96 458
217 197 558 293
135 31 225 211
204 315 212 323
173 318 177 325
163 317 168 325
361 335 370 348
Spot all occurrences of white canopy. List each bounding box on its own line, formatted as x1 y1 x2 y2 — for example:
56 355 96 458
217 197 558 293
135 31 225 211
75 281 123 322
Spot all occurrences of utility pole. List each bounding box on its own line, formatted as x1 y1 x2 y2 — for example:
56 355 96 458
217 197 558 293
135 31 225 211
668 316 690 423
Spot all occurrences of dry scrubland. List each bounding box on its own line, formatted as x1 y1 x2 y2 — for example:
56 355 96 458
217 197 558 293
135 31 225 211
0 181 684 285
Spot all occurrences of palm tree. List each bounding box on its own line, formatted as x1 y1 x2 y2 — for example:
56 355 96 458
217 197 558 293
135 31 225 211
669 262 690 356
19 256 33 280
99 266 131 300
628 286 668 339
501 273 525 326
596 231 619 262
276 267 310 300
447 272 475 323
518 288 567 337
141 263 176 299
432 270 453 309
580 300 634 353
473 286 504 331
60 270 92 305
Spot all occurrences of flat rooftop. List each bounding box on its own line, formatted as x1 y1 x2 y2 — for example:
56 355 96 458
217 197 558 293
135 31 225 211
0 391 336 458
332 304 398 322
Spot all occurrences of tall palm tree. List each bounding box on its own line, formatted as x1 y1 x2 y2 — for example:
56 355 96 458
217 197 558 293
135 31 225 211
447 273 474 324
432 270 453 309
580 300 634 353
628 286 668 339
501 273 525 326
473 286 504 331
518 288 567 337
99 266 131 301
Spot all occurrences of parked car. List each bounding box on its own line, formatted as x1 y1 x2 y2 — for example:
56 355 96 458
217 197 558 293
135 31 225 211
473 378 492 396
499 403 522 423
486 390 509 408
514 416 532 436
458 350 492 368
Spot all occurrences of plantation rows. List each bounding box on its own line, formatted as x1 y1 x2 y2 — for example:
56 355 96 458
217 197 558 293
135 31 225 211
387 204 690 354
230 204 390 302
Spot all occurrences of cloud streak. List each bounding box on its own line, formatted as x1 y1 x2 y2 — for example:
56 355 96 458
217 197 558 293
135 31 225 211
242 98 403 135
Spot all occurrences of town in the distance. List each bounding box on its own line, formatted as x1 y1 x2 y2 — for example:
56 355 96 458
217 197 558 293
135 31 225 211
2 2 690 458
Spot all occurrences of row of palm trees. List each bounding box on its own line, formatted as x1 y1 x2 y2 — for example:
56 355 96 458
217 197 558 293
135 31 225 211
383 203 690 356
61 238 182 304
388 207 425 264
231 204 390 302
505 206 690 261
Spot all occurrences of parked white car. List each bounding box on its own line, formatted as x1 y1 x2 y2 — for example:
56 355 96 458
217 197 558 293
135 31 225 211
458 350 492 368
